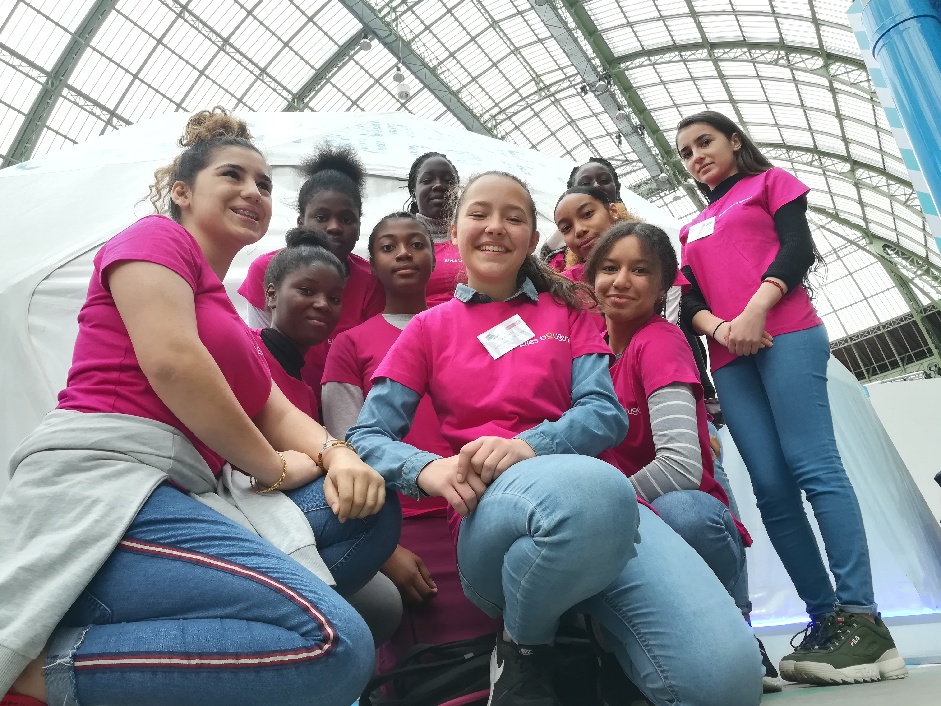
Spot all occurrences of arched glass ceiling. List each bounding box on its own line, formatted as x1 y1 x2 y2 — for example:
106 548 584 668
3 0 941 345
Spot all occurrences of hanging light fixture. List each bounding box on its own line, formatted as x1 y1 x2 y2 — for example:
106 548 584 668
359 31 372 52
393 64 405 83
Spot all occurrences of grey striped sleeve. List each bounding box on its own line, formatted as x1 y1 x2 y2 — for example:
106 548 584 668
629 382 704 503
321 381 366 440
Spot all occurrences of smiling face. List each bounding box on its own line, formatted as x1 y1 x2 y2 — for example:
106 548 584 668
676 122 742 189
571 162 619 203
371 218 435 297
172 145 272 251
298 190 360 262
593 235 664 327
415 156 458 220
266 262 344 351
451 174 539 298
554 192 619 263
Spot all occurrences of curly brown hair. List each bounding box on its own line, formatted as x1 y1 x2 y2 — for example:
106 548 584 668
148 107 261 221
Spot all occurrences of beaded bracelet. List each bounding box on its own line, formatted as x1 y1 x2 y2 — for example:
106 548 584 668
252 451 287 494
316 439 356 470
762 278 786 296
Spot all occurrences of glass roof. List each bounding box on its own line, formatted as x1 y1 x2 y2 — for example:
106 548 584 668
3 0 940 345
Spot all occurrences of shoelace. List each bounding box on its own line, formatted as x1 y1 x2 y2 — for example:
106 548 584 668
790 620 823 650
810 614 854 652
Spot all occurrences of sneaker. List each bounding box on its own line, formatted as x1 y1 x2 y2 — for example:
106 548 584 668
2 692 45 706
778 617 827 681
488 633 561 706
756 638 783 693
790 610 909 686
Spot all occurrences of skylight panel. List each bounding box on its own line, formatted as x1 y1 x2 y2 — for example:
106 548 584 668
186 0 243 37
738 14 781 42
601 26 640 56
633 19 672 49
699 14 744 41
89 12 154 70
664 15 700 44
69 53 132 107
777 17 818 46
118 79 178 122
819 24 862 58
0 3 69 68
117 2 175 44
136 46 199 99
161 18 217 68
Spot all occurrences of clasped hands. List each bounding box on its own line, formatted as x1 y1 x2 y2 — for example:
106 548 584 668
416 436 535 516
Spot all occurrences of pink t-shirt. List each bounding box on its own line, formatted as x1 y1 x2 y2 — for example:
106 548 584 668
679 168 822 371
561 262 586 283
426 241 464 307
374 293 612 539
547 250 566 273
58 215 272 473
323 314 451 518
607 316 751 545
237 249 385 392
251 329 316 418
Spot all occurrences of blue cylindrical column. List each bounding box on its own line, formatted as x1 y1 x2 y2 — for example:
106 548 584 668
863 0 941 216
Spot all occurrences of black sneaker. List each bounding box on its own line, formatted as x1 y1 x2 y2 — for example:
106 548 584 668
779 617 827 682
790 610 908 686
756 637 783 693
488 633 561 706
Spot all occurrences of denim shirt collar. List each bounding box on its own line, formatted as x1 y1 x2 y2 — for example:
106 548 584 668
454 277 540 304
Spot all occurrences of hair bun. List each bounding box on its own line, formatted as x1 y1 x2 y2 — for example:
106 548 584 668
180 107 252 147
284 226 332 251
299 143 364 186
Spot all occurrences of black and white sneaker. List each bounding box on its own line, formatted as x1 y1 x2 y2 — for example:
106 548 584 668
757 637 784 693
488 633 561 706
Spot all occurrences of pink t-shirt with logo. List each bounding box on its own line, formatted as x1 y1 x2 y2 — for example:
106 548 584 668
426 241 464 307
323 314 452 518
58 215 272 473
374 293 612 539
679 168 822 371
251 329 316 418
606 315 751 545
237 249 385 393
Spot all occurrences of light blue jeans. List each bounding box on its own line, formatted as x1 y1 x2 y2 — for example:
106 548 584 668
650 490 749 615
45 481 401 706
456 455 763 706
713 324 876 619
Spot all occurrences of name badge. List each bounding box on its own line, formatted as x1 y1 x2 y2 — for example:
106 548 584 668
687 217 715 243
478 314 535 359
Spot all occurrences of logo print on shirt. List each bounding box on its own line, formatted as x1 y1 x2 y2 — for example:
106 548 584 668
522 332 571 346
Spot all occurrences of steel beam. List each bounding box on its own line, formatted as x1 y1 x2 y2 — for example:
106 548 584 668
3 0 117 166
336 0 493 136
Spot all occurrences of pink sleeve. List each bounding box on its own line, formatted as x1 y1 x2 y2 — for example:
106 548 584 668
237 251 279 309
568 307 614 358
765 168 810 215
373 316 429 396
632 324 701 399
322 329 364 387
99 217 200 292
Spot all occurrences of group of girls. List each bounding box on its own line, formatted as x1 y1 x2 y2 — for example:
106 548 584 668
0 105 903 706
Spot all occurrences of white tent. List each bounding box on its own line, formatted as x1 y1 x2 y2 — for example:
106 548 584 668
0 111 681 487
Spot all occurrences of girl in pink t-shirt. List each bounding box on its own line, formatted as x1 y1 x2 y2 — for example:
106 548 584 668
553 185 623 284
676 110 904 686
4 111 394 706
404 152 465 307
237 144 384 391
322 212 500 669
253 227 346 418
348 172 763 705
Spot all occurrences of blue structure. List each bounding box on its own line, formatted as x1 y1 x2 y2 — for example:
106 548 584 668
859 0 941 255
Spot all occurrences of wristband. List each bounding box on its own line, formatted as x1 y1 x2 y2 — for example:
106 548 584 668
711 320 727 339
316 439 356 469
762 278 786 296
252 451 287 494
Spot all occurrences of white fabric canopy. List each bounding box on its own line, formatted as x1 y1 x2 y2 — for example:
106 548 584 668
0 111 681 483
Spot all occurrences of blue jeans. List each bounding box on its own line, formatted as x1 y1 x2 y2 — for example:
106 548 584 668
713 324 876 618
707 419 753 615
457 456 763 706
650 490 749 615
45 481 400 706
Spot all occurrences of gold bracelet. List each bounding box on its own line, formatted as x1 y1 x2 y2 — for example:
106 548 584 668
252 451 287 494
316 439 356 470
